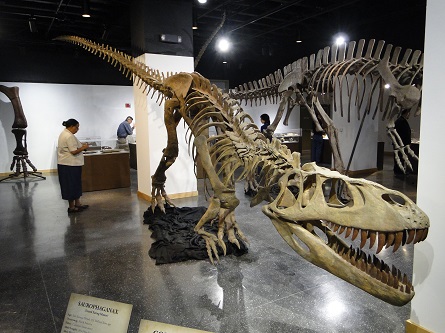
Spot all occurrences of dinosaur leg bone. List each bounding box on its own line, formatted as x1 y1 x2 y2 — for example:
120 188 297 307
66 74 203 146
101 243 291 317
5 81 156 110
193 135 246 263
150 99 182 212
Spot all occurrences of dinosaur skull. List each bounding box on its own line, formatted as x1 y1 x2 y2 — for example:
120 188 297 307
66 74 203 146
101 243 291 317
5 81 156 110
262 162 429 306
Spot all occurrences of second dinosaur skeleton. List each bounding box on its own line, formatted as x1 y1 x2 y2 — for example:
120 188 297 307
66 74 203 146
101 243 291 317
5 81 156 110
55 35 429 306
230 39 423 175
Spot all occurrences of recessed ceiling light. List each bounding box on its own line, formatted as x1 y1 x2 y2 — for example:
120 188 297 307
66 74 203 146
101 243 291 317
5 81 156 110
217 38 230 52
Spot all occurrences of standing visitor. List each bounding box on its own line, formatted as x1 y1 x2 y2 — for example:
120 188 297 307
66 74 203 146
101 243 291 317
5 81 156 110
57 118 89 213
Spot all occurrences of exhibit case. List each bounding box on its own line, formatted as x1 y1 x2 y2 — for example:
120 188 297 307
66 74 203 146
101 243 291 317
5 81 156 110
274 129 302 153
77 136 119 151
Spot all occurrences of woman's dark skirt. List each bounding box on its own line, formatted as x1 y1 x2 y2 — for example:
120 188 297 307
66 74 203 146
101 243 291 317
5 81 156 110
57 164 82 200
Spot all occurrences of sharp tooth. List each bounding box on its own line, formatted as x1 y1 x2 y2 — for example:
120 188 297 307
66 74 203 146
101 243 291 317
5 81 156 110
403 274 408 284
370 266 377 278
421 228 429 241
351 228 359 241
338 226 346 235
377 233 386 254
392 265 397 276
333 223 340 232
405 285 411 294
385 233 395 248
400 285 404 292
338 246 345 256
366 262 372 274
376 269 382 281
393 231 404 252
373 255 381 269
398 269 402 281
414 229 424 243
406 229 416 244
360 230 368 248
369 231 376 249
381 271 389 284
345 227 353 238
388 274 394 287
402 230 407 246
350 255 356 266
393 276 399 289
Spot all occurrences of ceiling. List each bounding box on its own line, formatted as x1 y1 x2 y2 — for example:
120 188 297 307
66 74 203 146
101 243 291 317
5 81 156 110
0 0 427 87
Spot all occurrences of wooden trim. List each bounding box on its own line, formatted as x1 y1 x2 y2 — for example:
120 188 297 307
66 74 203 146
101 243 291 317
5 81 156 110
137 190 198 202
0 169 57 177
406 320 434 333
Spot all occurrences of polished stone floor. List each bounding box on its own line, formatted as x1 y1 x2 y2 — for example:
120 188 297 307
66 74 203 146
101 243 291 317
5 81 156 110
0 154 418 333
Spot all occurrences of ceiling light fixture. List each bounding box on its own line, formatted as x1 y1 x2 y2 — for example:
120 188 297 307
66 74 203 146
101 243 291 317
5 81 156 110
217 37 230 52
198 0 207 4
334 34 348 46
82 0 91 18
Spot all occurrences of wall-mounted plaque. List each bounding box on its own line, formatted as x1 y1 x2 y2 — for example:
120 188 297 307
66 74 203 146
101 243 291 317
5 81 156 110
61 293 132 333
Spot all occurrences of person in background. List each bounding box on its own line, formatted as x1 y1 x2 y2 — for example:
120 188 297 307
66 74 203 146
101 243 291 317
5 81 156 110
117 116 135 145
57 118 89 213
393 109 412 176
260 113 272 141
311 118 324 164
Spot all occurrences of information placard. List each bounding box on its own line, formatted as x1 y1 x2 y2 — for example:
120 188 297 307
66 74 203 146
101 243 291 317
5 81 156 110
61 293 132 333
138 319 213 333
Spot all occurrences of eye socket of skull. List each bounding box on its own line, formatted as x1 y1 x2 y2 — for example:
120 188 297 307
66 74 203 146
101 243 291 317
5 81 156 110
322 178 354 207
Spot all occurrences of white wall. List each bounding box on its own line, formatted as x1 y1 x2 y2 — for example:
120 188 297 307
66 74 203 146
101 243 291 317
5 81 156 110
242 100 300 133
411 0 445 332
133 54 197 197
331 75 379 171
0 82 134 173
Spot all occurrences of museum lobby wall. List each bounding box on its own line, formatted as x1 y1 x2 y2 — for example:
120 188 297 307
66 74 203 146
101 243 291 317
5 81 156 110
0 81 134 174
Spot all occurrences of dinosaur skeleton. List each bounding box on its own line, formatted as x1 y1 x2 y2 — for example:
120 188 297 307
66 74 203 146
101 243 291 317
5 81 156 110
0 85 45 181
55 35 429 306
230 39 423 175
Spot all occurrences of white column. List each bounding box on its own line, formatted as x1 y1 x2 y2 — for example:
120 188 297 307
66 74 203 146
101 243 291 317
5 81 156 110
133 54 197 199
410 0 445 332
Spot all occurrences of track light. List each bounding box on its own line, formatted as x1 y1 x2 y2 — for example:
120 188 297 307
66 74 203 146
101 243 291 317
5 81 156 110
192 13 198 30
82 0 91 18
28 17 37 33
296 30 302 43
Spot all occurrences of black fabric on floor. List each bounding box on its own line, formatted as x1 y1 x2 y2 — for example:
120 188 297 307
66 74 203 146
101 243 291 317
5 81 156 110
143 205 248 265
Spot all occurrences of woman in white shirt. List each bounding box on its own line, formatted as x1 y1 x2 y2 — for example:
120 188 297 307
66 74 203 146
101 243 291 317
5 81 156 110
57 118 89 213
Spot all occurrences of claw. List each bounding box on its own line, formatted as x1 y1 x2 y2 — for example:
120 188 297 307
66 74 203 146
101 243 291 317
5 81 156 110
227 228 241 249
218 238 227 255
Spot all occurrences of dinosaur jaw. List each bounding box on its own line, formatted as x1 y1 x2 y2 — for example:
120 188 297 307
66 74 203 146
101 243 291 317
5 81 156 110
264 208 420 306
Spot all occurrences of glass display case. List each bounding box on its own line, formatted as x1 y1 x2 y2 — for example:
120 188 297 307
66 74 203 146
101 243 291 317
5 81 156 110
77 136 118 152
274 128 302 143
274 129 302 153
